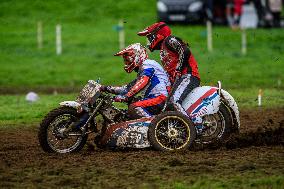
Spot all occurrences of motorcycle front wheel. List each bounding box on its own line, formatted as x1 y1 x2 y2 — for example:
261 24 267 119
148 111 196 151
38 106 88 153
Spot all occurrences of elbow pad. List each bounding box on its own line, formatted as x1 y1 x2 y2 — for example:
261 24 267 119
126 75 150 98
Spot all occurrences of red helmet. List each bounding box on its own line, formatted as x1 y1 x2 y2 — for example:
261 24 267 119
114 43 148 73
137 22 171 51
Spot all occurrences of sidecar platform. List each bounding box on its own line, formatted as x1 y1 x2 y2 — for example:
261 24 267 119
99 117 154 149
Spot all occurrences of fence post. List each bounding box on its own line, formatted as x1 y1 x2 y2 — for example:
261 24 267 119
207 20 213 52
258 89 262 107
241 29 247 55
118 20 125 50
37 21 43 49
56 24 62 55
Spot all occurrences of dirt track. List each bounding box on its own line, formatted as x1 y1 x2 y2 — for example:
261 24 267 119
0 108 284 188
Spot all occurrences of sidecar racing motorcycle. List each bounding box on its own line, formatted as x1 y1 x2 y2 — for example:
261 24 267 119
38 80 240 153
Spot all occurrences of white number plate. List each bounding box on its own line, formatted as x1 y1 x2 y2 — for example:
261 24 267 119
169 15 186 21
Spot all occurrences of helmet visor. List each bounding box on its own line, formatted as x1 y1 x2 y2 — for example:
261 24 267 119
146 34 155 44
122 54 136 73
123 54 133 65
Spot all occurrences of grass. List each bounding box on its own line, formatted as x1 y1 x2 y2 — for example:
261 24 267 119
0 88 283 126
0 0 283 92
0 93 75 126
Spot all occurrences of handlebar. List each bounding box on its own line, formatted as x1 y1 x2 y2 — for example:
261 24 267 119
101 92 141 105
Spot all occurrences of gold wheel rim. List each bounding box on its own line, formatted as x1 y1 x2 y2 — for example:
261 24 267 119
154 115 190 150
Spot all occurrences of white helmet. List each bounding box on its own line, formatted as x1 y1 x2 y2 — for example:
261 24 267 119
114 43 148 73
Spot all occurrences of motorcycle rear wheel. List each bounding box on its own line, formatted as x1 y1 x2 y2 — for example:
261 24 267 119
148 111 196 151
38 106 88 153
195 102 233 147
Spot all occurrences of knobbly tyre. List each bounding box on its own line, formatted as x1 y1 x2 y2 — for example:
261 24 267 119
38 80 196 153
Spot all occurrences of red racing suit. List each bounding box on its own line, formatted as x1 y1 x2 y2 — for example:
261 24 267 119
160 35 201 116
160 35 200 83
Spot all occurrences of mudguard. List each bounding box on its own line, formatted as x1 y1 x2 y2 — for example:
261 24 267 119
59 101 82 112
221 89 240 129
182 86 220 124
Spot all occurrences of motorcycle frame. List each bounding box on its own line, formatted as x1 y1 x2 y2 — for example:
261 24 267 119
59 96 105 135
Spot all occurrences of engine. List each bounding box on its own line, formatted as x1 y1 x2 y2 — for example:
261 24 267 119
98 96 128 123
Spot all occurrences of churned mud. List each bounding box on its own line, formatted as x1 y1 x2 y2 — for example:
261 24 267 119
0 108 283 188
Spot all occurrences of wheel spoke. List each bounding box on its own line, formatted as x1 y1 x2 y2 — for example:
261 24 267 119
46 114 83 153
53 140 60 146
155 115 190 150
198 110 226 142
157 130 166 136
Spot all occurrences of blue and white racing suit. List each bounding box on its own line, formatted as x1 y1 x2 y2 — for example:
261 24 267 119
104 59 170 119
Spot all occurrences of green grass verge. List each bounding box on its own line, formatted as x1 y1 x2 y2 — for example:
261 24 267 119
0 88 283 126
0 93 75 126
0 0 284 91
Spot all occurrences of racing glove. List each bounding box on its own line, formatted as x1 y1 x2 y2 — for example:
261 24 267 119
113 95 128 102
100 85 111 93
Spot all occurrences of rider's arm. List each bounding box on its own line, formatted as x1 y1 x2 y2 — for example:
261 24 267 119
125 68 154 98
165 36 190 73
102 78 140 95
102 85 128 95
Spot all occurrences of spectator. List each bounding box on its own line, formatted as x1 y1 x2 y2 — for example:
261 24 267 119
249 0 267 27
268 0 283 27
226 0 245 29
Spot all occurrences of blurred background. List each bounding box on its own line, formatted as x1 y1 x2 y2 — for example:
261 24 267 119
158 0 284 28
0 0 283 121
0 1 283 187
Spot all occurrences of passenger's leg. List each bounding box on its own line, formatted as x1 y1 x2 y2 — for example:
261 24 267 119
171 74 196 116
171 75 204 134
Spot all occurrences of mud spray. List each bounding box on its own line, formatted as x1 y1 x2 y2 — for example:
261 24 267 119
225 122 284 149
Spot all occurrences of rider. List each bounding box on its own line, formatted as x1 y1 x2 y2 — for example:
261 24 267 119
137 22 203 132
100 43 170 119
